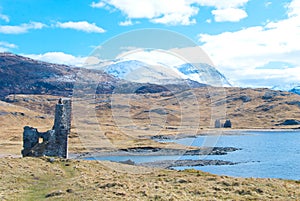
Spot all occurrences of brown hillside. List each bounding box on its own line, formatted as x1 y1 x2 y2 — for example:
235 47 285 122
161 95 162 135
1 86 299 155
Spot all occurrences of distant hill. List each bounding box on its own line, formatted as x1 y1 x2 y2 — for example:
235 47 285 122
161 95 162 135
289 86 300 95
0 52 118 99
0 53 212 99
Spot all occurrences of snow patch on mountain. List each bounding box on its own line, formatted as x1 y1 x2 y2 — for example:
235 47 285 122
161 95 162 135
101 59 231 87
272 83 300 95
290 86 300 95
175 63 230 86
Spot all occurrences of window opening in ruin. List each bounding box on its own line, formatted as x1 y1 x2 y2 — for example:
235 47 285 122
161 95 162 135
39 138 43 144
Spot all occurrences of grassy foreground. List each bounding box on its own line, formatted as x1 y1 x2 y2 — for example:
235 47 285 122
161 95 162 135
0 157 299 200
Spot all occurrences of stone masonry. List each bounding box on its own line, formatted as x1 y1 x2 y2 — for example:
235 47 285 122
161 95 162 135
22 98 71 158
214 119 232 128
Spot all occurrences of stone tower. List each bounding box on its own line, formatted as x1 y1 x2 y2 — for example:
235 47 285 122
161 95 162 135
214 119 221 128
223 119 232 128
53 98 72 158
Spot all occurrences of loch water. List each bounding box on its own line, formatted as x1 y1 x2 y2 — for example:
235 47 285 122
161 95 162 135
170 131 300 180
87 131 300 180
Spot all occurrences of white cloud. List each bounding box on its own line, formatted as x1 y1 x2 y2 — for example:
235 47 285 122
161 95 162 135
117 48 187 66
151 12 197 25
119 20 133 26
0 21 106 34
196 0 249 22
116 46 214 67
287 0 300 17
90 1 106 8
265 2 272 8
91 0 249 25
0 13 9 22
23 52 87 67
212 8 247 22
0 22 45 34
206 19 212 23
198 0 300 87
0 41 17 52
194 0 249 9
56 21 106 33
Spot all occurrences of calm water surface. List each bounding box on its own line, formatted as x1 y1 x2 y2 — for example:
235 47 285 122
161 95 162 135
87 131 300 180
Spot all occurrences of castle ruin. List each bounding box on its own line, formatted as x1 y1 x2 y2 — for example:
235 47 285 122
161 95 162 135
214 119 232 128
22 98 71 158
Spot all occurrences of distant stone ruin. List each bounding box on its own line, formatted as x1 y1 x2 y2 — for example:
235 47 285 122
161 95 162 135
22 98 71 158
223 119 232 128
214 119 232 128
214 119 221 128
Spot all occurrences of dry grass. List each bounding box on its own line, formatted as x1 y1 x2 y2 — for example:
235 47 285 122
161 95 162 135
0 157 299 201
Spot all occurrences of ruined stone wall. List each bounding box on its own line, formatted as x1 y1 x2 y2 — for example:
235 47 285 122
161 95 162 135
22 126 39 156
214 119 232 128
22 98 71 158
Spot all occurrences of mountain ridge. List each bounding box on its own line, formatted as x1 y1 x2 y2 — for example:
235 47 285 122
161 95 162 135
0 52 119 99
0 53 212 99
100 59 231 87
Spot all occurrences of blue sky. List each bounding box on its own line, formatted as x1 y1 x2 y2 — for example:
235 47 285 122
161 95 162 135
0 0 299 87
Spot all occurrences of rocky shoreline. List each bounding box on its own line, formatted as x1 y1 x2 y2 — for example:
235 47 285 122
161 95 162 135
71 146 241 158
118 146 240 156
138 159 237 169
71 146 241 169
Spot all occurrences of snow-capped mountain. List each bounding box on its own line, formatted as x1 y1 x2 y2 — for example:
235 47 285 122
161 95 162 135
272 83 300 95
104 60 147 78
101 59 231 87
289 86 300 95
175 63 231 87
